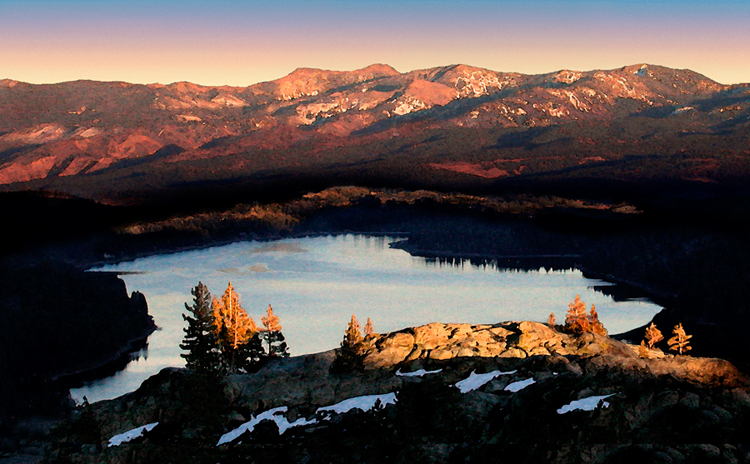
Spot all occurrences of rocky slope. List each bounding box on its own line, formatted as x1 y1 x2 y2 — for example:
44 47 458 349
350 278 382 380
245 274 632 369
2 64 749 205
43 321 750 463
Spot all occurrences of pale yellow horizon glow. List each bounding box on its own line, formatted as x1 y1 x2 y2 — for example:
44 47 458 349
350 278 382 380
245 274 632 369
2 0 749 87
3 42 748 87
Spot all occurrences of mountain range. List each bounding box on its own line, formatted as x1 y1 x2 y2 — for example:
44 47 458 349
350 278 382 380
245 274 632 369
2 63 749 206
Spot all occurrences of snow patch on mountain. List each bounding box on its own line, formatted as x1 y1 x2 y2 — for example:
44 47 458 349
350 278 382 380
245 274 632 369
454 370 517 393
217 393 397 445
594 72 653 105
318 392 397 415
396 368 443 377
217 407 316 445
108 422 158 447
634 64 654 78
553 70 582 84
392 96 427 116
0 123 66 145
504 378 536 392
454 70 510 98
557 393 617 414
296 101 344 125
211 94 248 107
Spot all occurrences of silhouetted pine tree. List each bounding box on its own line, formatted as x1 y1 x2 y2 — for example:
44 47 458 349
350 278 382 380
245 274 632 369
180 282 224 374
261 304 289 358
70 397 103 450
234 332 266 373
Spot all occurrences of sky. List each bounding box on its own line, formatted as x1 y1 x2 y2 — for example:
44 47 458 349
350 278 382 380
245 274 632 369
1 0 749 86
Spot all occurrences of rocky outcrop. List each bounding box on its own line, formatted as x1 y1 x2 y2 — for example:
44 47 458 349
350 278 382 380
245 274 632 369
362 320 636 368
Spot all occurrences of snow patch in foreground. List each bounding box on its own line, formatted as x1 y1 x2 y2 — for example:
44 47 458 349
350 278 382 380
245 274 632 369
557 393 617 414
318 392 397 415
108 422 159 447
395 368 443 377
217 393 397 446
504 378 535 392
454 370 517 393
217 407 316 445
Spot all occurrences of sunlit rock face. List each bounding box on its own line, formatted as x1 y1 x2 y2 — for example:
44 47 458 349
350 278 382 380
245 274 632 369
361 320 638 368
1 63 747 202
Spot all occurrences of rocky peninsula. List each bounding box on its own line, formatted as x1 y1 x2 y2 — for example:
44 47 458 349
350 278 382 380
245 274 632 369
44 321 749 463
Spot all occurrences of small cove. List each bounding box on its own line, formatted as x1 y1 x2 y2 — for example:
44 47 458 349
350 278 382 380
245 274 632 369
71 234 662 403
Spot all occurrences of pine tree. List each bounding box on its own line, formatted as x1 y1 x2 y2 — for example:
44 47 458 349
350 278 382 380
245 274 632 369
234 332 266 373
588 304 607 336
638 340 649 358
644 322 664 349
565 295 590 334
667 323 692 355
180 282 224 374
69 397 103 449
331 315 365 372
547 312 556 328
261 304 289 358
344 314 363 348
364 317 375 338
212 282 265 371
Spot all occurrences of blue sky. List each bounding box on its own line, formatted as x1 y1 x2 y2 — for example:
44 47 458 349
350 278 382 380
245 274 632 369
1 0 748 85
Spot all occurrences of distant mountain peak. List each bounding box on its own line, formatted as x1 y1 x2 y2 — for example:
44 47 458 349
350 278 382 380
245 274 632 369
357 63 400 76
1 63 748 201
548 70 584 84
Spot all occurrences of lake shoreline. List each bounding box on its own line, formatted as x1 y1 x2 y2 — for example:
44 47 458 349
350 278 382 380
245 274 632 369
74 233 664 404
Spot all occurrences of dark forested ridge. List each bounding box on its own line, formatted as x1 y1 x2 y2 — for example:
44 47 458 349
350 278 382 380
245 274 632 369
0 260 155 420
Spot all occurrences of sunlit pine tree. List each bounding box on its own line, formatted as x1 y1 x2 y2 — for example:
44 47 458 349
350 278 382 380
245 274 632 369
565 294 590 334
212 282 263 371
638 340 649 358
644 322 664 349
180 282 224 374
261 304 289 358
364 317 375 338
667 323 693 355
588 304 607 336
547 312 556 328
344 314 363 347
331 315 365 372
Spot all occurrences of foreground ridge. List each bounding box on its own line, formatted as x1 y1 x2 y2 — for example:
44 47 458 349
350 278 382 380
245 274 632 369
48 321 749 463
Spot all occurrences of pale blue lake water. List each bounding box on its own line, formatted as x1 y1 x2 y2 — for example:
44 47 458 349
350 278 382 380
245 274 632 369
71 234 661 403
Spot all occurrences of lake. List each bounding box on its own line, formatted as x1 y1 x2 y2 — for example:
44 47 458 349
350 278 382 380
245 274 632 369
71 234 661 403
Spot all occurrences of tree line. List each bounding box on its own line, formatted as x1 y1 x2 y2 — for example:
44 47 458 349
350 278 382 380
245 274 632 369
180 282 289 375
549 294 692 356
182 285 693 378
